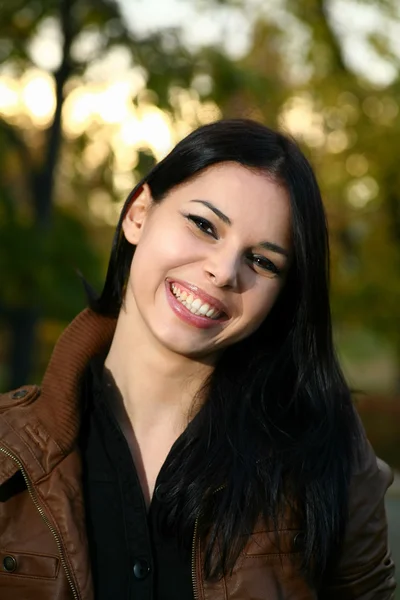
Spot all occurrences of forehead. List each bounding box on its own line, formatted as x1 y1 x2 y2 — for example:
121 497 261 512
168 162 291 241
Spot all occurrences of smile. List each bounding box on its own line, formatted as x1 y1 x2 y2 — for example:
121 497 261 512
170 283 223 320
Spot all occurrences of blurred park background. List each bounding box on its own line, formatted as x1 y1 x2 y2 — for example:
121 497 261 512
0 0 399 587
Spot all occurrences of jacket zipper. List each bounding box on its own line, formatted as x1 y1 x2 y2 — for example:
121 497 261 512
191 516 199 600
191 484 225 600
0 446 79 600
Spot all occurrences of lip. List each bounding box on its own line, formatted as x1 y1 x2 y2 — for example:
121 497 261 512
166 278 229 316
165 279 229 330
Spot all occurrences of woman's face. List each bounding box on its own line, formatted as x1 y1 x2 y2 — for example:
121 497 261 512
122 162 292 361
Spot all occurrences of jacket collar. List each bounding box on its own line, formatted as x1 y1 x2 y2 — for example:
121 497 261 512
0 309 117 484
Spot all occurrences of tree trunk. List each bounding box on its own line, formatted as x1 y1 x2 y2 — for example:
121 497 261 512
6 0 75 390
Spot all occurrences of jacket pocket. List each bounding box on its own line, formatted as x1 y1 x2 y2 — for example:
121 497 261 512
0 549 59 579
242 528 305 558
230 528 310 590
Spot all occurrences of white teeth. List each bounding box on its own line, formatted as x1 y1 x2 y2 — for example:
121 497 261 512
191 298 202 310
199 303 209 315
170 284 222 320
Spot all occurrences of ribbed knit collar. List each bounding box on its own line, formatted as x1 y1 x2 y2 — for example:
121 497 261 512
36 308 117 454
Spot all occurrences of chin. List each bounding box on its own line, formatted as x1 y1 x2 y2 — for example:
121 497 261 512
157 334 213 359
149 321 215 357
142 305 227 359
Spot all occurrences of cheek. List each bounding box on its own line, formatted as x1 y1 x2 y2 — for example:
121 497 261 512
130 219 199 282
241 282 282 329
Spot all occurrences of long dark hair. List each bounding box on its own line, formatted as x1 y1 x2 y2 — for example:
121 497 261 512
91 119 361 582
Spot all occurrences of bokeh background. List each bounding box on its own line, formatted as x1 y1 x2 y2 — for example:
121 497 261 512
0 0 399 590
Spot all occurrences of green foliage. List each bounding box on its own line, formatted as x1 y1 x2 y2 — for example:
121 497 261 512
0 200 102 319
1 0 400 388
215 0 400 359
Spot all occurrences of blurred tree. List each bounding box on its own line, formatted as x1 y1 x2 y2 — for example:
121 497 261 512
284 0 400 383
2 0 400 392
202 0 400 387
0 0 220 388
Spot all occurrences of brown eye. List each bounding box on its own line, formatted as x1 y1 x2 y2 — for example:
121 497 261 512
249 254 281 275
186 214 218 239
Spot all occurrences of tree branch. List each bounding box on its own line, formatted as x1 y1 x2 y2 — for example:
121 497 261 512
34 0 76 227
316 0 349 73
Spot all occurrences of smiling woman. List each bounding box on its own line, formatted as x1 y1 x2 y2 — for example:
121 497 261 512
117 163 291 359
0 119 396 600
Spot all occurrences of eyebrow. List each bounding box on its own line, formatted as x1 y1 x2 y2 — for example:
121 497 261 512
189 199 289 258
258 241 289 258
189 199 232 225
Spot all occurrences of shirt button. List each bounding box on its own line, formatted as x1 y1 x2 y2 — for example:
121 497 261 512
3 555 17 572
154 484 165 502
293 532 306 551
133 558 150 580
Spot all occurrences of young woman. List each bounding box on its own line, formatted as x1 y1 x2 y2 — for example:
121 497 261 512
0 119 395 600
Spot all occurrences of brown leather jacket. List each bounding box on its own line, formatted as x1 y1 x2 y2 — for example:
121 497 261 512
0 309 396 599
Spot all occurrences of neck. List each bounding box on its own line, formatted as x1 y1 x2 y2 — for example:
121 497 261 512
104 303 214 436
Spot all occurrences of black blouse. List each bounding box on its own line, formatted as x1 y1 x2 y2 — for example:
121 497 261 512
79 358 194 600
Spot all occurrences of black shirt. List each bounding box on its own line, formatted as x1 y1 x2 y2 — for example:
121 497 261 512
79 358 194 600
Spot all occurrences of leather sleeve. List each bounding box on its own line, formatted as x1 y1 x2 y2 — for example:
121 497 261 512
320 432 397 599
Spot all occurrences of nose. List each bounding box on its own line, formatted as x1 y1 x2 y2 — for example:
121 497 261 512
203 247 240 289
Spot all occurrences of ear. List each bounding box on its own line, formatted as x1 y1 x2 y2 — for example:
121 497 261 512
122 183 153 245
